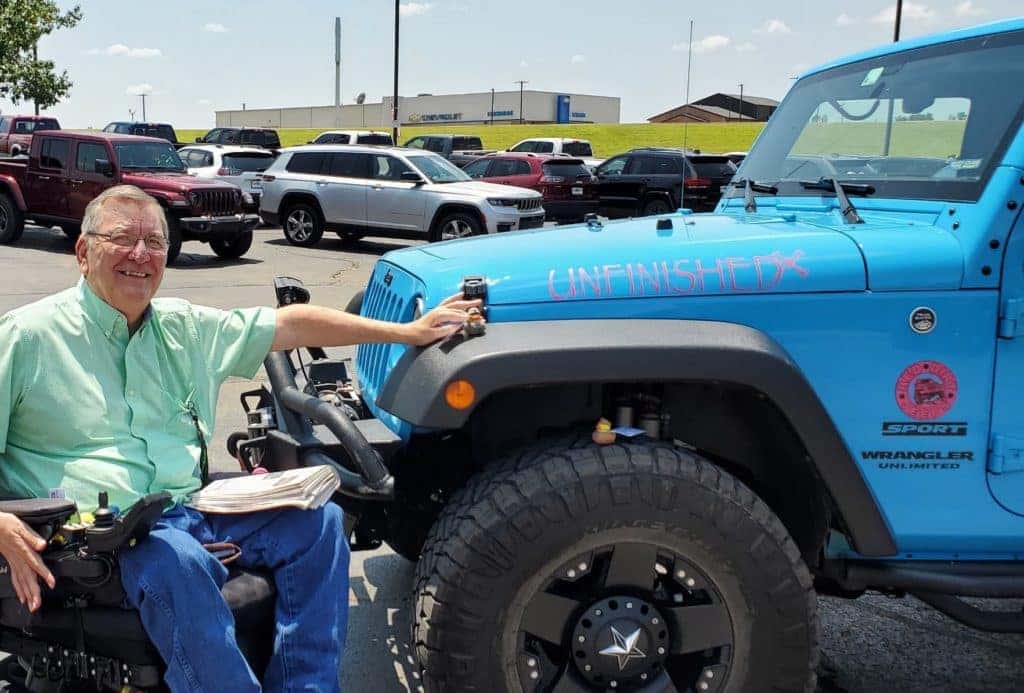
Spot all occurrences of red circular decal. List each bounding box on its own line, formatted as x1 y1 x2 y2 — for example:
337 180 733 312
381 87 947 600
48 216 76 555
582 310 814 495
895 361 957 421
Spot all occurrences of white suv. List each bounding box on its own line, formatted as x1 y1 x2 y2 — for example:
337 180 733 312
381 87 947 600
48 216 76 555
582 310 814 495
178 145 276 208
311 130 394 146
259 145 545 245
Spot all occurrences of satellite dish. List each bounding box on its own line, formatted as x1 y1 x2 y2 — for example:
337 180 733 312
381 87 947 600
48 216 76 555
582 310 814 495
355 92 366 105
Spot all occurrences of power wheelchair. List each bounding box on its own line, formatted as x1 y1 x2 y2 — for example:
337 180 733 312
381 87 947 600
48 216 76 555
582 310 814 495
0 277 395 691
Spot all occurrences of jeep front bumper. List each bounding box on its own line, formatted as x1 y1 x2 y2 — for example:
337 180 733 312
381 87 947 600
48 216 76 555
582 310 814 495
178 213 260 238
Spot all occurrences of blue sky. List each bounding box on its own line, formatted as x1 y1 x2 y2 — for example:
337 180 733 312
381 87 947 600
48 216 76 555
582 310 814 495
3 1 1020 128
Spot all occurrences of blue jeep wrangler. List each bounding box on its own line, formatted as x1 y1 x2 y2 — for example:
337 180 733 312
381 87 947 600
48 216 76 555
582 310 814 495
236 19 1024 693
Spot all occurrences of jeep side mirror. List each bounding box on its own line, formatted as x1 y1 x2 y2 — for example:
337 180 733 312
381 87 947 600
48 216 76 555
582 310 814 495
401 171 425 184
95 159 114 177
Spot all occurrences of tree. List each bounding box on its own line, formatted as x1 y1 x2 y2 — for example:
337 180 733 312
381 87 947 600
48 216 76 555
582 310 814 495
0 1 82 111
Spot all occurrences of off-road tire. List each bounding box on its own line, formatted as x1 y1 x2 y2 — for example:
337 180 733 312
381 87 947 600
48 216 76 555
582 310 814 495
430 211 483 242
412 437 819 692
0 193 25 244
641 197 673 217
210 230 254 259
282 202 324 247
162 213 184 265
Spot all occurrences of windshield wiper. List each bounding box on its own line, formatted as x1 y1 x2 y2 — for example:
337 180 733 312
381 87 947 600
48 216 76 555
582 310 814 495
730 178 778 213
799 177 874 224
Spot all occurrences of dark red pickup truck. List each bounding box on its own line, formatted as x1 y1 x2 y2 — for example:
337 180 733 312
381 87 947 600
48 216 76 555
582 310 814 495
0 130 258 263
0 115 61 156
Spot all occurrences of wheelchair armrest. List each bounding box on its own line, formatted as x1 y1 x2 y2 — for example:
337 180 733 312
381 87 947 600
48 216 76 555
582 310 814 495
0 498 77 526
85 491 171 554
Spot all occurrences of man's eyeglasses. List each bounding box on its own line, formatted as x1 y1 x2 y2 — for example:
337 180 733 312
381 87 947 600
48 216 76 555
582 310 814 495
89 232 169 254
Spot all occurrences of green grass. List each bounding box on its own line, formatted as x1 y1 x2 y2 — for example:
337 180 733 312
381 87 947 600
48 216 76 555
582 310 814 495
792 121 967 158
177 122 764 158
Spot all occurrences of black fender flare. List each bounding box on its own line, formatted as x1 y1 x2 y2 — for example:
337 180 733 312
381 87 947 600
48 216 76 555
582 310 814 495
376 319 896 557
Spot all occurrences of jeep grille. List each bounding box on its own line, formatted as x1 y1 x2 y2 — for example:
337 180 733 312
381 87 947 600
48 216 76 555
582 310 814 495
190 189 240 216
516 198 542 212
355 274 409 399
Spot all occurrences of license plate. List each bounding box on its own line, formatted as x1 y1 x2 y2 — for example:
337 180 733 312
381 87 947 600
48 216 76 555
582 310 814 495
571 186 583 196
250 179 263 190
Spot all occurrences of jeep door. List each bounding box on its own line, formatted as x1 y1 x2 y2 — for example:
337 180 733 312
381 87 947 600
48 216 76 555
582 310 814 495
67 141 112 220
366 153 425 232
319 152 370 226
595 154 639 217
24 136 71 218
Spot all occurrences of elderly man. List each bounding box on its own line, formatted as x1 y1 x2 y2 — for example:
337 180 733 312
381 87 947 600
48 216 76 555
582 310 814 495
0 185 478 691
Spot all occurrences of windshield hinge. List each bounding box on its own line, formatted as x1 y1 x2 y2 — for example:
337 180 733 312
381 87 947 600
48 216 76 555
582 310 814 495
989 435 1024 475
998 298 1024 339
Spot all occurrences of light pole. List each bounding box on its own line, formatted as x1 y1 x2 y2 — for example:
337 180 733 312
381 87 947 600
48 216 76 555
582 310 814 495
140 94 147 121
893 0 903 41
514 80 528 124
392 0 400 144
490 88 495 125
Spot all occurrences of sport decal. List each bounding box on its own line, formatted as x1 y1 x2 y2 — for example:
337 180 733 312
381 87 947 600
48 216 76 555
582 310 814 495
895 361 957 421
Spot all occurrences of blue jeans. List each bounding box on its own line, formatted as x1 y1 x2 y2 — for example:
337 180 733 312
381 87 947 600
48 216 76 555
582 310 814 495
118 503 349 692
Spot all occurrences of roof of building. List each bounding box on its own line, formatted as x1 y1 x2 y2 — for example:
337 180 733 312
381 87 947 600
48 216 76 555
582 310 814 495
704 93 780 107
645 103 755 122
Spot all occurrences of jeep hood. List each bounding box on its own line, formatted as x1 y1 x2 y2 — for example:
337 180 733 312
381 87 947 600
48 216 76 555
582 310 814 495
121 171 237 193
382 211 964 305
426 180 540 199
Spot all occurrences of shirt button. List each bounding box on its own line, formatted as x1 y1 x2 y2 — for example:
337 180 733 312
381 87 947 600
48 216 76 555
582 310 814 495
127 389 136 397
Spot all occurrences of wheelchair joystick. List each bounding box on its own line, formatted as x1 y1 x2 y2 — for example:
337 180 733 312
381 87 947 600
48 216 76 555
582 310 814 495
93 492 114 529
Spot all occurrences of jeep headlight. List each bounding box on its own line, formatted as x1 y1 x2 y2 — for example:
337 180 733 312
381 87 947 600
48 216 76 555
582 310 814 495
487 198 517 207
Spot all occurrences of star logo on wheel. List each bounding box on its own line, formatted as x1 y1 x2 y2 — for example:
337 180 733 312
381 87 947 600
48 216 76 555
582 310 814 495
598 626 646 671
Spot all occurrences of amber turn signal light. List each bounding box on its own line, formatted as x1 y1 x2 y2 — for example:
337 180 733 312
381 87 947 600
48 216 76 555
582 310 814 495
445 380 476 410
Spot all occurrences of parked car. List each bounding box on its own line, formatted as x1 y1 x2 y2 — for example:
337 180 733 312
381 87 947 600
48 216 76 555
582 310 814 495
0 131 258 263
179 144 276 211
0 115 60 156
462 152 598 223
195 127 281 152
723 151 747 165
594 147 737 216
402 134 495 167
102 121 183 148
311 130 394 145
508 137 604 170
259 144 544 246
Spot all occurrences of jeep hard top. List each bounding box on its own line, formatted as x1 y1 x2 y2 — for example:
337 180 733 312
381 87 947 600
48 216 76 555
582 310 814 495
232 18 1024 693
0 131 258 263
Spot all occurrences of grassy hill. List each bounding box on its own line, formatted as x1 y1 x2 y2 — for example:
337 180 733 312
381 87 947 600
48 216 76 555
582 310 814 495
177 122 765 158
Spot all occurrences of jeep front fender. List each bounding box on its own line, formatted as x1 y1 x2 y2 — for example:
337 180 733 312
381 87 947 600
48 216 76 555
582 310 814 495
376 319 896 557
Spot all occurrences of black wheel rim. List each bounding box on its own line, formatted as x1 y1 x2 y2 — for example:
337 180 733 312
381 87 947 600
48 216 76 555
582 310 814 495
515 542 733 692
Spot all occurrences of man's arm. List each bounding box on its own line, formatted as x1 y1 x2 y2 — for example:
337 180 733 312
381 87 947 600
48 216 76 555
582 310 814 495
271 294 482 352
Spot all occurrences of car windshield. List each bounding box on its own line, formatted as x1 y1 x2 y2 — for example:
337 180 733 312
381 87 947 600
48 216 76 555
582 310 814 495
114 142 186 171
406 154 471 183
223 152 274 172
737 29 1024 203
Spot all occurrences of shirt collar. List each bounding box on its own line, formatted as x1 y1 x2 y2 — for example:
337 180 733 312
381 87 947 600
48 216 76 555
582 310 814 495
76 277 152 342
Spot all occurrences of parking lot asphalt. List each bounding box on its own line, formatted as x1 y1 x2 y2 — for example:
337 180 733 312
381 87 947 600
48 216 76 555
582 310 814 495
1 224 1022 692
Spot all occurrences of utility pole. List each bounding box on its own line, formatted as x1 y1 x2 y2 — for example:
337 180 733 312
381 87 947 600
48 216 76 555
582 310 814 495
738 83 744 122
490 88 495 125
893 0 903 41
392 0 400 143
514 80 528 125
334 17 342 128
32 43 39 115
140 94 147 121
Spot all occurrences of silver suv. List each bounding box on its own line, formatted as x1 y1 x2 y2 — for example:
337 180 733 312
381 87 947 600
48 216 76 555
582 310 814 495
258 145 545 245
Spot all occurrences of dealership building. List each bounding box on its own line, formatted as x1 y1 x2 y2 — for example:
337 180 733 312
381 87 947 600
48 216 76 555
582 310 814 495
215 90 620 129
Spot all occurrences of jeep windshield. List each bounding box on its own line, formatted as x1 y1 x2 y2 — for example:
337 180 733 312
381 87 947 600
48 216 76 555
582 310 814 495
406 154 471 183
735 29 1024 203
114 142 186 172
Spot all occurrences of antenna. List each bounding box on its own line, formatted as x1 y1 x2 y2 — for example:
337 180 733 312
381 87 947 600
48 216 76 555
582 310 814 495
682 19 694 210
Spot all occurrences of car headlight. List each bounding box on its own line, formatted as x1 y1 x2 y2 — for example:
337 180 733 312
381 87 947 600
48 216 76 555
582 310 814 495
487 198 517 207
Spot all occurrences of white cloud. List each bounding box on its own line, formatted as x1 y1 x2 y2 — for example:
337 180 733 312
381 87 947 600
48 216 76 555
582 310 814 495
954 1 986 17
399 2 432 17
126 83 154 96
735 42 757 53
754 19 791 34
570 54 586 64
835 13 858 26
203 23 228 32
88 44 161 58
519 59 528 68
871 3 934 24
675 35 731 55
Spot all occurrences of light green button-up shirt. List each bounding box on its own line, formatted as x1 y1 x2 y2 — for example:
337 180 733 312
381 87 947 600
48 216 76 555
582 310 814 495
0 278 276 512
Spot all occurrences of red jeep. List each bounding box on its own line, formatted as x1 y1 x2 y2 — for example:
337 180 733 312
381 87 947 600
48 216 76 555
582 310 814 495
461 152 599 223
0 115 60 157
0 131 258 263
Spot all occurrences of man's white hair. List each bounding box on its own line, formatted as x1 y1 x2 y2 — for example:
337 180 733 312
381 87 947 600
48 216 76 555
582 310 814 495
81 185 168 239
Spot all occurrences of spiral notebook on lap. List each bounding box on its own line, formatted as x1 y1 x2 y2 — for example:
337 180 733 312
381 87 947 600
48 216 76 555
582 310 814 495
186 465 340 514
